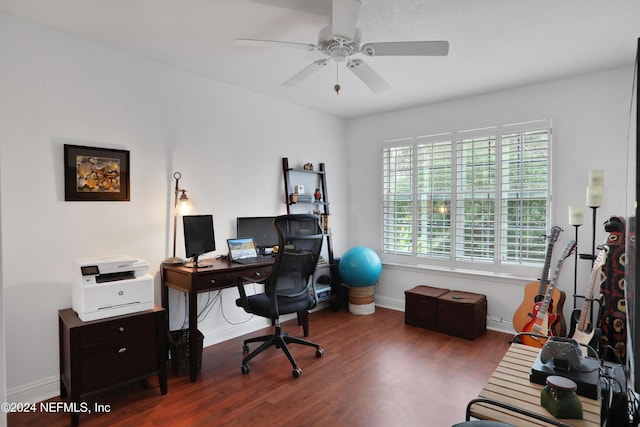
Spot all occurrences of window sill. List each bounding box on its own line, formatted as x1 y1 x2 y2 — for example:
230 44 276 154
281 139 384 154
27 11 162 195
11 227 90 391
381 260 535 286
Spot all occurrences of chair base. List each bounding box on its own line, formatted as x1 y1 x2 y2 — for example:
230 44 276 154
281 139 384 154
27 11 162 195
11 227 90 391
241 325 323 378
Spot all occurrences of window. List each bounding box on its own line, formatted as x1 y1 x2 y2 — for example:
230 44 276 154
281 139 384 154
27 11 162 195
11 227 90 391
383 120 551 274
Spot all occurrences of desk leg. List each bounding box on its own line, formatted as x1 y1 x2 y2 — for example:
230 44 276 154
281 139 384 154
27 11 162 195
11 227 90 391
189 290 198 382
161 281 170 337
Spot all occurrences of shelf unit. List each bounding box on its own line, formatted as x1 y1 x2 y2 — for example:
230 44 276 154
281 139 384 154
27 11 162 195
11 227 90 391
282 157 337 307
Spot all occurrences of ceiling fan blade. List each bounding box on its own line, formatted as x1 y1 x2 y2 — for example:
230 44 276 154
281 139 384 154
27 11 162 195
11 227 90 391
361 41 450 57
236 38 316 51
282 59 330 87
250 0 331 16
346 59 390 93
332 0 361 40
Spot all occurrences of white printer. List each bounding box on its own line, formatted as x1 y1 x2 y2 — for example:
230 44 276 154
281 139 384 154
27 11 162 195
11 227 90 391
72 255 154 322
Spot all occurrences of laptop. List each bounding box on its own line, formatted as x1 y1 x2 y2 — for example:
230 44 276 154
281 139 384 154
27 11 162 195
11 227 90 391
227 238 267 265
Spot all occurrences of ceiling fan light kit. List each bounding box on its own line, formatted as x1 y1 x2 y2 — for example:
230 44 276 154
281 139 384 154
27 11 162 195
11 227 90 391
240 0 449 93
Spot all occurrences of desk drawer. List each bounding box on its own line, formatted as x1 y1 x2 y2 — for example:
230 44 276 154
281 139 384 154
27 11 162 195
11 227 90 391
193 266 271 290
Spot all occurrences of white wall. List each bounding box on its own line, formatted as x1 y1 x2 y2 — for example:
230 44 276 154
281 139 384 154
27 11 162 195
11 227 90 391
346 66 637 332
0 15 348 404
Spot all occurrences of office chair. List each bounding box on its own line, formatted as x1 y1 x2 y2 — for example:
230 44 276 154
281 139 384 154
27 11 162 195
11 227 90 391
236 214 325 378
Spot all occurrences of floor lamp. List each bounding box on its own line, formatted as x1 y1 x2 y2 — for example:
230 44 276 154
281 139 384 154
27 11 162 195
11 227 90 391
569 205 583 310
163 171 195 265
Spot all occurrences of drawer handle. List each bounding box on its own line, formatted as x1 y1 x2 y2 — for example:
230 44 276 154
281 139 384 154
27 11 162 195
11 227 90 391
119 327 125 332
210 279 216 284
118 347 127 354
255 272 261 277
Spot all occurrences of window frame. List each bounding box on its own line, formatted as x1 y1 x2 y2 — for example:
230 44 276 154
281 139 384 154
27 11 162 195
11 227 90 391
382 119 552 277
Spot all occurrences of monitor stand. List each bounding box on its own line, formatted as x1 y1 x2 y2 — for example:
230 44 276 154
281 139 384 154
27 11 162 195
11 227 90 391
185 256 212 268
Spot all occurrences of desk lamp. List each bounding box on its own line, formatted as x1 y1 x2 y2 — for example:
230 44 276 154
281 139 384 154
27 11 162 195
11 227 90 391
163 171 195 265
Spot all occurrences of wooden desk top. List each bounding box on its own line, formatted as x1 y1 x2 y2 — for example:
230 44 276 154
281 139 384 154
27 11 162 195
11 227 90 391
162 257 274 293
471 343 600 427
163 257 274 273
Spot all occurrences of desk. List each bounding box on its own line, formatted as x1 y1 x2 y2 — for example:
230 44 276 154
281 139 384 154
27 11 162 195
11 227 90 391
470 343 600 426
161 257 274 382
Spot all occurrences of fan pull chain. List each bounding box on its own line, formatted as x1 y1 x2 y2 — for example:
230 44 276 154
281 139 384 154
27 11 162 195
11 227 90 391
334 62 341 95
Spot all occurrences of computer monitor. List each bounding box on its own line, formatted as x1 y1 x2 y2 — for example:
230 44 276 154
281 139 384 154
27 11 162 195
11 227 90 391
183 215 215 267
236 216 278 254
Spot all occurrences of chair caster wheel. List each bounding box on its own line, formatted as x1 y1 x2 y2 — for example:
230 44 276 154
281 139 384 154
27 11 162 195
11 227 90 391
241 365 250 375
242 345 249 354
316 348 324 357
292 368 302 378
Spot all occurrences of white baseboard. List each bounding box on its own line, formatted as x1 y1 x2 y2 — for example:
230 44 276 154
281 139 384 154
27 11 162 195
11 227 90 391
7 375 59 405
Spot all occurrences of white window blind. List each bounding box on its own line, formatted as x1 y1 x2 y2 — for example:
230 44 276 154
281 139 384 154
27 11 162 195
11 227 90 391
383 146 413 255
382 120 551 272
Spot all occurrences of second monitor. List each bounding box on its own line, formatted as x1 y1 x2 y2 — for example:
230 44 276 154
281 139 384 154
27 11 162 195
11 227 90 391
236 216 278 255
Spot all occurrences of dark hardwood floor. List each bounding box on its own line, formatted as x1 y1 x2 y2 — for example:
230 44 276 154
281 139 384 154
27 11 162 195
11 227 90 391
9 307 512 427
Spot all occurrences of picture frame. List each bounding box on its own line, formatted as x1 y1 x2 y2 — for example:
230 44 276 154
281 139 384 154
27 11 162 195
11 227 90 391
64 144 130 201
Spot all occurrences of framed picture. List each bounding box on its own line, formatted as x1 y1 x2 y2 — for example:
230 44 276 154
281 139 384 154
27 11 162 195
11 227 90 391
64 144 130 201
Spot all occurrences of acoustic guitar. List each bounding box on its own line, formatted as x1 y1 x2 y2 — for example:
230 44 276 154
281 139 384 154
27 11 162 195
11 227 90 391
512 226 567 336
568 246 608 353
521 240 576 348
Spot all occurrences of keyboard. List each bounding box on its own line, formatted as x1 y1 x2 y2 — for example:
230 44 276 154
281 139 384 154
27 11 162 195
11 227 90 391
233 256 269 265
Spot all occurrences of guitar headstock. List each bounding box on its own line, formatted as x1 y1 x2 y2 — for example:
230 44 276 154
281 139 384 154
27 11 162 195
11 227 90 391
547 226 563 244
593 245 610 269
559 240 577 260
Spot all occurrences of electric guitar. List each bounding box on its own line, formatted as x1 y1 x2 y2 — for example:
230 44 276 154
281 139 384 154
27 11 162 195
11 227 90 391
569 246 608 353
513 227 566 335
521 240 576 348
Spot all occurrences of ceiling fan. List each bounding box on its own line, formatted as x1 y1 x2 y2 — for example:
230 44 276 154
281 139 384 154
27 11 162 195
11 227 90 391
237 0 449 94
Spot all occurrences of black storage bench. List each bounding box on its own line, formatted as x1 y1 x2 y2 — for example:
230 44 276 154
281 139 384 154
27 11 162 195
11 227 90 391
437 291 487 340
404 285 449 331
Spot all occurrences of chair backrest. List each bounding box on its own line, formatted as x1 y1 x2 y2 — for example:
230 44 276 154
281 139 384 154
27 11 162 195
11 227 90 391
268 214 324 300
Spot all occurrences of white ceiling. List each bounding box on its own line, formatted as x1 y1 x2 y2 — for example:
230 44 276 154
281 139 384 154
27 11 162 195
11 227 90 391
1 0 639 119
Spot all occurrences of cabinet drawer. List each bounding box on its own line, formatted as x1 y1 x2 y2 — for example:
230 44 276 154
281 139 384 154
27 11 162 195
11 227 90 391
79 332 158 391
78 311 156 344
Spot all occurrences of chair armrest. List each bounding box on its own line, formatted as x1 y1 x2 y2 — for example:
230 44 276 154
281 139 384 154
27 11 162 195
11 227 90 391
236 275 255 302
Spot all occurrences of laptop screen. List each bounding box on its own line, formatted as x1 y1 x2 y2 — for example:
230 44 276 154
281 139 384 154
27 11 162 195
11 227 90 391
227 238 259 261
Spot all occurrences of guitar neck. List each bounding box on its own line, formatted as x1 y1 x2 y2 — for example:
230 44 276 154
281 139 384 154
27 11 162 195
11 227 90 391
537 244 553 294
537 241 575 319
576 248 608 333
536 227 561 296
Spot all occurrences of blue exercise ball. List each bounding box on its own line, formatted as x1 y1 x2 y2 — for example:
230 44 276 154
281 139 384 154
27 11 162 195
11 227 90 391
339 246 382 287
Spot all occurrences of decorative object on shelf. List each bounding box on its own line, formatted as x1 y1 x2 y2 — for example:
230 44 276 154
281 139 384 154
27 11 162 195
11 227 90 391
163 172 195 265
321 214 330 234
303 163 314 170
314 188 322 202
64 144 130 201
297 194 314 203
295 184 304 194
569 205 584 309
289 193 298 204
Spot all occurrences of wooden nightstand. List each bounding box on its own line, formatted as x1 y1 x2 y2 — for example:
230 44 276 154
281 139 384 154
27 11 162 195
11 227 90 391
58 306 167 426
